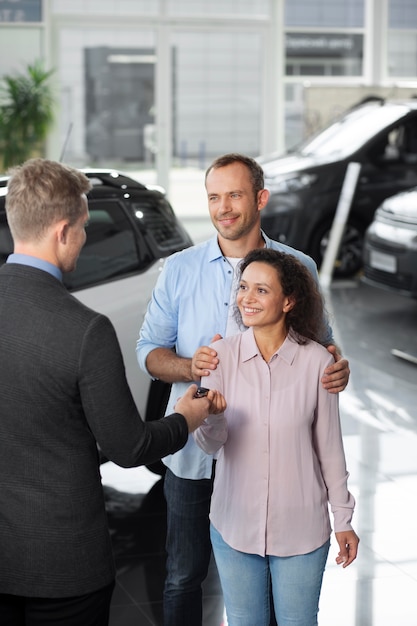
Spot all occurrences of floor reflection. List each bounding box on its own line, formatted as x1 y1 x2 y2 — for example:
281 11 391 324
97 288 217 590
103 464 224 626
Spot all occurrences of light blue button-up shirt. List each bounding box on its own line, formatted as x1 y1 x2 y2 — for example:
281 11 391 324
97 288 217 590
137 232 333 479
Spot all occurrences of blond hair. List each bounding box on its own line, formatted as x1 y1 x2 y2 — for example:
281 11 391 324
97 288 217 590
6 158 92 241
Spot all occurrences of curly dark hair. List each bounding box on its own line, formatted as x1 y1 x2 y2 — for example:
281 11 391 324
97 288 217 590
236 248 327 345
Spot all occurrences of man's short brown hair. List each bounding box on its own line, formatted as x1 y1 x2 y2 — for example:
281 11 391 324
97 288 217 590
6 158 92 242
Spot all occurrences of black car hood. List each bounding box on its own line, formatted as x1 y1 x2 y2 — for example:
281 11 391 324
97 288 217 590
259 151 344 179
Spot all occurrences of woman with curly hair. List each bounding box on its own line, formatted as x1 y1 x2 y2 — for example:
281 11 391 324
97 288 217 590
194 248 359 626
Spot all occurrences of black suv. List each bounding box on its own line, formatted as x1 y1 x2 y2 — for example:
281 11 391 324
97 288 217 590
0 170 192 471
259 98 417 277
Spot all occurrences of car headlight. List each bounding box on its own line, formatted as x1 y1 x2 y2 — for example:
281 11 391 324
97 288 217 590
265 173 317 194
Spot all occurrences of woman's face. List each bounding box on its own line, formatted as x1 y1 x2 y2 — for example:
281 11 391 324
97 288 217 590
237 261 294 330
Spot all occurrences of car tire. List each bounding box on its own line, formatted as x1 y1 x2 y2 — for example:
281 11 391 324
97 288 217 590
310 217 366 278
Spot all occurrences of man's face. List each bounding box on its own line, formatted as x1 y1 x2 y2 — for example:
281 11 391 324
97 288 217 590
60 195 89 273
206 162 263 242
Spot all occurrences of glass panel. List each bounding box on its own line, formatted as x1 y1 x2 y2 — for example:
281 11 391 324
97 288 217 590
285 0 364 28
0 217 14 266
57 28 156 165
64 200 142 290
389 0 417 29
297 103 413 160
0 29 43 75
171 30 263 162
388 32 417 77
132 196 191 252
167 0 269 17
52 0 159 16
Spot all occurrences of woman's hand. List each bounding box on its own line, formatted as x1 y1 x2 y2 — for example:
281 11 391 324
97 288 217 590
335 530 359 568
191 334 222 379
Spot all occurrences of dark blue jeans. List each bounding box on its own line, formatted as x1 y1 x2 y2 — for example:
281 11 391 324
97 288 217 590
163 467 215 626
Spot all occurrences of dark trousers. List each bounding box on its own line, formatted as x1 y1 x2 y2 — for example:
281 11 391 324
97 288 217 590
163 467 215 626
0 581 115 626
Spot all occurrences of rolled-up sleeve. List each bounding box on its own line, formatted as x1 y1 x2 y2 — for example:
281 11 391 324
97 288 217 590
136 256 179 376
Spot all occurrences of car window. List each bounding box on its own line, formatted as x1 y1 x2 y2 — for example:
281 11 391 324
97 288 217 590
299 104 414 159
132 196 192 253
64 199 148 291
0 217 13 265
365 118 417 167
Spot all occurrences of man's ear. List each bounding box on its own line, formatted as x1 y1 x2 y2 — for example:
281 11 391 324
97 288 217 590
257 188 270 212
56 220 69 244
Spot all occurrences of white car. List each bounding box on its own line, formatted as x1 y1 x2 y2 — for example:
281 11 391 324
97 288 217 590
0 170 193 472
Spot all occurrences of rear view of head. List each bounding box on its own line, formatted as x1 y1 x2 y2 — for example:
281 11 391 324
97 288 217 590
238 248 326 343
6 158 92 243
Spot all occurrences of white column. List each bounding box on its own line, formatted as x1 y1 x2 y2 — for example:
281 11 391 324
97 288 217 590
364 0 388 85
155 1 171 194
262 0 285 155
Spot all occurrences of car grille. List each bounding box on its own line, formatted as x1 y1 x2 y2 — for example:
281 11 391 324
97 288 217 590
364 266 413 291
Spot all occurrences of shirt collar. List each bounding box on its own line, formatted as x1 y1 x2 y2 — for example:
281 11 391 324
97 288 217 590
207 235 225 262
208 230 270 263
7 253 63 282
240 327 299 365
262 230 275 250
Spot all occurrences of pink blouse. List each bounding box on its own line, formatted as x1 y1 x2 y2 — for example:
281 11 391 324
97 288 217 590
194 328 355 557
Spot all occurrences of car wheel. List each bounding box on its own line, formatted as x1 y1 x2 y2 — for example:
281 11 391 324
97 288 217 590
310 218 365 278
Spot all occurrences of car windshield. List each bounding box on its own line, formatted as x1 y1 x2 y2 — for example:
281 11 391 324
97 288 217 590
298 103 411 159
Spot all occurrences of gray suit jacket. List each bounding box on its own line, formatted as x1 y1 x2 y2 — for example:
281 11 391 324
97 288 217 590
0 263 188 598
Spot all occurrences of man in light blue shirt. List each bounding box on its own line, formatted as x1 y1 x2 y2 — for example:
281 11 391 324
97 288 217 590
137 153 350 625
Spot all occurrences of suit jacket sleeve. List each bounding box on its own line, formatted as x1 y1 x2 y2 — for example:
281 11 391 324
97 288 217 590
79 313 188 467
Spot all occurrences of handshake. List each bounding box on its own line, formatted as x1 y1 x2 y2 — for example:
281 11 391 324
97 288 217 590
174 384 226 433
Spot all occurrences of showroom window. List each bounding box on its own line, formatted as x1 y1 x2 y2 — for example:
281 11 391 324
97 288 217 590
285 0 364 28
388 0 417 77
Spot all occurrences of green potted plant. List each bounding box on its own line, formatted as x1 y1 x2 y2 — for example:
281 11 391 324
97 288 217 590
0 60 55 170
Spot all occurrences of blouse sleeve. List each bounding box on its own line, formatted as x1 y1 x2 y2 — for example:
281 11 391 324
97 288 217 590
192 345 228 454
313 356 355 533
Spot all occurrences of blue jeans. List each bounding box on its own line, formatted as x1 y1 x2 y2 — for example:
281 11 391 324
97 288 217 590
163 467 214 626
211 524 330 626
